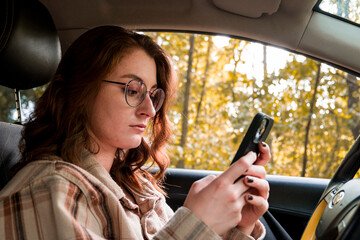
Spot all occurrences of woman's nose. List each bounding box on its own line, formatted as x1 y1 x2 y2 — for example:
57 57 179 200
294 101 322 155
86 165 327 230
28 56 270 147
137 93 156 117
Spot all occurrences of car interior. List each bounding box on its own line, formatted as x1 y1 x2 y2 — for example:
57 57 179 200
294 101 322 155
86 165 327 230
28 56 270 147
1 0 360 239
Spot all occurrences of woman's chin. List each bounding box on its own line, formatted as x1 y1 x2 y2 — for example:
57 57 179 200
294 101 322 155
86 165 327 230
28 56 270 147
120 137 142 149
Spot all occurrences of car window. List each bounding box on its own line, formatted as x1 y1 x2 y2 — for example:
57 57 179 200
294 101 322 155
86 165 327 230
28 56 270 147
144 32 359 178
0 86 16 122
0 86 46 123
316 0 360 25
1 32 359 179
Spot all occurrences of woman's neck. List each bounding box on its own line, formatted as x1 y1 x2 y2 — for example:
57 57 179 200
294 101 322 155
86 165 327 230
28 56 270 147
93 150 115 172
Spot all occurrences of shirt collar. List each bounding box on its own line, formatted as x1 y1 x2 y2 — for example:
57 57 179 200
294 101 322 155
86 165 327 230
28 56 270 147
78 151 126 200
78 150 164 215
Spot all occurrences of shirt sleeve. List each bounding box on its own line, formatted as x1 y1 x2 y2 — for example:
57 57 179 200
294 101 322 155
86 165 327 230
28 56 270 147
154 207 222 240
0 175 106 239
154 207 266 240
225 221 266 240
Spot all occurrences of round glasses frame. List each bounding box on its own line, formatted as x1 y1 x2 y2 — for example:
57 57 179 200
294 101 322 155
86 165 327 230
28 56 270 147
102 79 165 112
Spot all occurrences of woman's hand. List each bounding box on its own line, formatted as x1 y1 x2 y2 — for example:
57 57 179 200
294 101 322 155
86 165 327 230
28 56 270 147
183 151 258 235
237 142 271 235
183 142 271 236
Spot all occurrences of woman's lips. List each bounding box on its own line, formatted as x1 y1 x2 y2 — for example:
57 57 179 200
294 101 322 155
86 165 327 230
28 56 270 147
130 124 146 132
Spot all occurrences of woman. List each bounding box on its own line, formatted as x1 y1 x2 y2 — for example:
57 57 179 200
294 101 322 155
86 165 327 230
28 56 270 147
0 26 270 239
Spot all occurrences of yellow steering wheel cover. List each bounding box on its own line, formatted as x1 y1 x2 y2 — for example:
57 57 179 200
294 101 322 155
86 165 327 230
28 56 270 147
301 200 327 240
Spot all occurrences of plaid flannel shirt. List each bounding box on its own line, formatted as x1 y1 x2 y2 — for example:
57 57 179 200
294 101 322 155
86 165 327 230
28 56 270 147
0 152 264 239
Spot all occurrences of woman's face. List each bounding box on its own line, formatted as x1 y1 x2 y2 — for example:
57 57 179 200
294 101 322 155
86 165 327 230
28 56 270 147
88 48 157 155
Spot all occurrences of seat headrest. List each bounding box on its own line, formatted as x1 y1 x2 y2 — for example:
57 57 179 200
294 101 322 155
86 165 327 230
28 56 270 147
0 0 61 90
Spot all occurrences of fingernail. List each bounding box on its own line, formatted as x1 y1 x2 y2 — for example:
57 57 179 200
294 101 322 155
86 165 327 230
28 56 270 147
247 176 254 183
262 142 266 147
248 195 253 200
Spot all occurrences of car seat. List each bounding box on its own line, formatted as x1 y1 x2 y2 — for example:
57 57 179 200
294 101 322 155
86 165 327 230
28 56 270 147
0 0 61 189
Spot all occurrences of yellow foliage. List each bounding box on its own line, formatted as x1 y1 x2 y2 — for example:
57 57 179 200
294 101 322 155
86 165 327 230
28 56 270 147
144 32 360 179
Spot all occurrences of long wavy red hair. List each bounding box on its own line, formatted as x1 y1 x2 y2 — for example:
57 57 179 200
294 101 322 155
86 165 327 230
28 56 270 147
19 26 177 191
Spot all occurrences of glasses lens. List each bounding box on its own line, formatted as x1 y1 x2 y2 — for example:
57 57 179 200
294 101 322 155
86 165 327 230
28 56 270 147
125 79 165 112
126 80 146 107
151 88 165 112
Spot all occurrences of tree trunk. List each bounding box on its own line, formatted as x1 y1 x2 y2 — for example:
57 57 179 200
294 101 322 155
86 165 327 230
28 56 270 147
323 110 340 177
337 0 351 18
346 73 360 139
262 45 274 163
263 45 268 80
231 44 241 102
302 62 321 177
177 34 195 168
195 38 212 125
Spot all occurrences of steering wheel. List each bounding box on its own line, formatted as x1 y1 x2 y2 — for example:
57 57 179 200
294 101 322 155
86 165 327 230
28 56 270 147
301 136 360 240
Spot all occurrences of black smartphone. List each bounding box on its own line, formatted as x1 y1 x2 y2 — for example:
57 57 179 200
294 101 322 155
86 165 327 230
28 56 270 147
230 112 274 165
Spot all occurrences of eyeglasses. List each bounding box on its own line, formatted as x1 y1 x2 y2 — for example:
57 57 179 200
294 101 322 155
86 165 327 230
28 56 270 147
102 79 165 112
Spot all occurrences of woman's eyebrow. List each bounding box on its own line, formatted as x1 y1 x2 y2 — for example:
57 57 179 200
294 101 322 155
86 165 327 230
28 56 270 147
120 74 142 81
120 74 158 88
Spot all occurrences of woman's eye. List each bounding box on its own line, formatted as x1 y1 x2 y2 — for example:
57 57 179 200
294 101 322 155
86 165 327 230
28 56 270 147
127 89 139 96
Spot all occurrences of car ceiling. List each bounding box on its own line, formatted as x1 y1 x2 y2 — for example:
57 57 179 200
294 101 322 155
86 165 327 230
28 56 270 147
39 0 360 75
